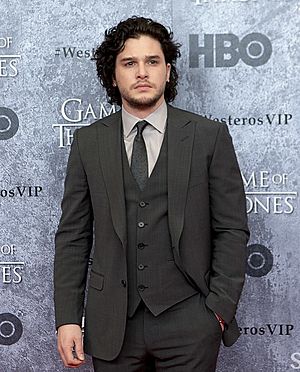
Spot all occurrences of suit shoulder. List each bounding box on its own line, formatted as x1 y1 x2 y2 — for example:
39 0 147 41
169 105 226 133
76 109 121 137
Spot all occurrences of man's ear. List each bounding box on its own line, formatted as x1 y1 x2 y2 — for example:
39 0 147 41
166 63 171 82
112 74 117 87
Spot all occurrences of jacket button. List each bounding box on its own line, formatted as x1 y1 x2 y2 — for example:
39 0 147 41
138 243 146 249
121 280 126 287
138 284 146 291
138 222 145 228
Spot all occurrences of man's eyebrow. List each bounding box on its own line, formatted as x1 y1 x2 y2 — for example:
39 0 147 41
119 55 162 62
145 55 161 59
119 57 135 62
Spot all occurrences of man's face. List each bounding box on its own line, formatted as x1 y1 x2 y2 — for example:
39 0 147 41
114 35 171 110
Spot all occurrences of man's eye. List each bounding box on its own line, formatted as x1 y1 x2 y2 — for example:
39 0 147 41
125 61 134 66
149 60 158 64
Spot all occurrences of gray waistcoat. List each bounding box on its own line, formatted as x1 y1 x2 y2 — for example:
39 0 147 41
121 125 197 317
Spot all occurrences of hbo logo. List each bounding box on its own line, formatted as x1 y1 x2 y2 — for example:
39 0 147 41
189 33 272 68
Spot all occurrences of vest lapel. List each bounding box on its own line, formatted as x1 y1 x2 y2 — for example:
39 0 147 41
167 105 195 249
96 111 127 248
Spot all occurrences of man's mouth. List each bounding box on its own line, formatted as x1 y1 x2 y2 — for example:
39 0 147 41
134 83 152 89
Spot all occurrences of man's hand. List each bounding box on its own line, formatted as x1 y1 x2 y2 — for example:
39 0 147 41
57 324 85 368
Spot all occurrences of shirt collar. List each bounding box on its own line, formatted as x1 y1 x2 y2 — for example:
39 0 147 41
122 101 167 138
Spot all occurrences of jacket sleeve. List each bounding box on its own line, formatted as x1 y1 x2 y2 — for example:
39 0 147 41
205 123 250 325
54 129 93 329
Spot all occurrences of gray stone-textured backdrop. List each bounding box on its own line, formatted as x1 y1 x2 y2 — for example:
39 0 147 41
0 0 298 371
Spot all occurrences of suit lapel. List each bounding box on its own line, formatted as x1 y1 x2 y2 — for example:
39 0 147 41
167 105 195 248
95 105 195 251
96 111 127 247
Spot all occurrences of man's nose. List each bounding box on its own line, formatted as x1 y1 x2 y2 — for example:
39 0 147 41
136 63 148 79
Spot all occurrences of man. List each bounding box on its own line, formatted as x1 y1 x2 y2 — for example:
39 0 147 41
54 16 249 371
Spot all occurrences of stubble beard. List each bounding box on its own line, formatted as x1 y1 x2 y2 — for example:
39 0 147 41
121 85 165 109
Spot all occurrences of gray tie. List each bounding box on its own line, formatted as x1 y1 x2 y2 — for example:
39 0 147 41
131 120 148 191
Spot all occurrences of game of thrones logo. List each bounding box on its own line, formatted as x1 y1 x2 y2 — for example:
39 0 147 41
0 37 21 77
0 244 24 286
52 99 117 148
242 171 297 214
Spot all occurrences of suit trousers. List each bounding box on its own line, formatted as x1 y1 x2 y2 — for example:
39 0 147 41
92 292 222 371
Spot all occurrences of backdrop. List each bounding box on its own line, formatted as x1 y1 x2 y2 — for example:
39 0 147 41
0 0 299 371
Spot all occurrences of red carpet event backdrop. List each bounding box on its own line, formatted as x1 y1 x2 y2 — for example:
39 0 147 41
0 0 299 371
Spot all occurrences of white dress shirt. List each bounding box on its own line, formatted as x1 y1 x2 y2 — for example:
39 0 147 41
122 101 167 177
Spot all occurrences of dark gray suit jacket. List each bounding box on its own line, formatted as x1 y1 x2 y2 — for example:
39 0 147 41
54 105 250 360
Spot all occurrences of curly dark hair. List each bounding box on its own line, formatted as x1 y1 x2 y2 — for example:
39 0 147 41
93 16 181 106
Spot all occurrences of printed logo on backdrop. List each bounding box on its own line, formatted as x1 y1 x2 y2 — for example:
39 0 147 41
55 46 96 60
246 244 273 277
0 37 21 77
0 185 43 198
239 323 294 337
242 171 297 214
0 107 19 140
0 244 24 285
189 33 272 68
291 353 300 370
204 113 293 127
52 99 117 148
0 313 23 345
0 244 24 345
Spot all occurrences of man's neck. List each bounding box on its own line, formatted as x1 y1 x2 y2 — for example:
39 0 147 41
122 98 165 119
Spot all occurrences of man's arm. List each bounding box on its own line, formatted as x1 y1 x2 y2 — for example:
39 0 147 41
54 129 93 366
205 123 250 325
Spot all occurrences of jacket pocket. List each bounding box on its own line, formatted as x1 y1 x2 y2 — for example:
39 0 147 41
89 271 104 291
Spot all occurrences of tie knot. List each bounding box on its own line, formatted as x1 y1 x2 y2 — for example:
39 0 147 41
135 120 148 135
